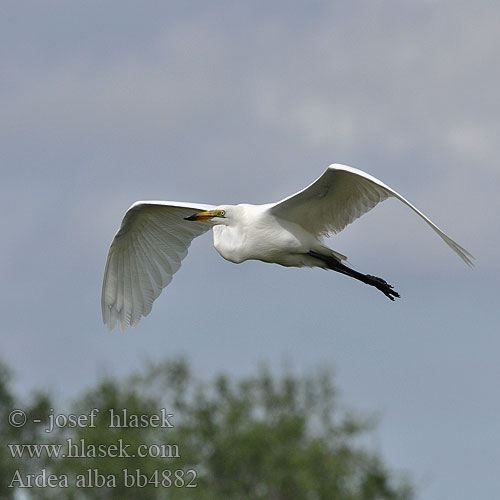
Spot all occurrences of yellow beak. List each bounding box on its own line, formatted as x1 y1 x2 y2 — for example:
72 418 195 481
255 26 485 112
184 210 216 221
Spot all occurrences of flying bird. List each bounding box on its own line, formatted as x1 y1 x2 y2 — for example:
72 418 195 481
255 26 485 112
102 164 473 331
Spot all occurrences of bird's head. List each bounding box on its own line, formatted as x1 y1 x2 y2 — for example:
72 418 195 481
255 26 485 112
184 206 232 225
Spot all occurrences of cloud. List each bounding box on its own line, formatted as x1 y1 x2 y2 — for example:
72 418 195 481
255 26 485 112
2 0 497 278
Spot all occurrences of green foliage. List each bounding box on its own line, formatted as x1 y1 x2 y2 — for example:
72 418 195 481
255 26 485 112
1 358 413 500
0 360 52 499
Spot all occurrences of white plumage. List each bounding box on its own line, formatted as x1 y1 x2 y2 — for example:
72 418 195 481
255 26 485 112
102 164 473 331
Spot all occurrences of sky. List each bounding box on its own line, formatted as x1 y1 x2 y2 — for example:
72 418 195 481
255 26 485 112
1 1 499 498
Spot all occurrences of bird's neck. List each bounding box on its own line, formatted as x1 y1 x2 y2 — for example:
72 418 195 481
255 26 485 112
212 224 246 264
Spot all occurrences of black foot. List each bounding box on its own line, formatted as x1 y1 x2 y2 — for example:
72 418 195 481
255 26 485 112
365 275 400 301
306 251 400 301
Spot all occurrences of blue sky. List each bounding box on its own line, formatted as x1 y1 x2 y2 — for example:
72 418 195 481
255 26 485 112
2 1 499 499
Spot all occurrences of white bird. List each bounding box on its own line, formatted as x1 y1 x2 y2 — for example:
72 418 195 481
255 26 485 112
102 164 473 331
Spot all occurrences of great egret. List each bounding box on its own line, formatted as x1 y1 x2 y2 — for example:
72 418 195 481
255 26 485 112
102 163 473 331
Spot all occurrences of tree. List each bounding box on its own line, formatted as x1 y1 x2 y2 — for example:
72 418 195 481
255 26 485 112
0 360 52 499
2 358 413 500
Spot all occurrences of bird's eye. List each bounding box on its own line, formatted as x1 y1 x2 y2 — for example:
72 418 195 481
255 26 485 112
220 210 226 216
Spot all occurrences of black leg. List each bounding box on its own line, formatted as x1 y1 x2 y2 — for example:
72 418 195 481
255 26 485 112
308 251 400 301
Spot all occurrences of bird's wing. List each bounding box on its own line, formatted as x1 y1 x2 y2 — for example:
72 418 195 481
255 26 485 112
102 201 215 331
270 164 474 267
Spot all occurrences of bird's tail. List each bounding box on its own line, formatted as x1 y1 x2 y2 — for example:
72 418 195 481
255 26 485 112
308 251 400 301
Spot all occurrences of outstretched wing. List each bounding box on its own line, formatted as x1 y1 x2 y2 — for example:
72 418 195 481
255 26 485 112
102 201 215 331
270 164 474 267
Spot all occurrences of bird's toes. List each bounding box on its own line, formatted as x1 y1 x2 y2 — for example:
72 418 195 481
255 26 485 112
366 275 400 301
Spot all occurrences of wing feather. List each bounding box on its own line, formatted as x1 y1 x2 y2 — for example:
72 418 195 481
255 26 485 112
271 164 474 267
102 201 215 331
128 241 143 328
133 232 162 300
